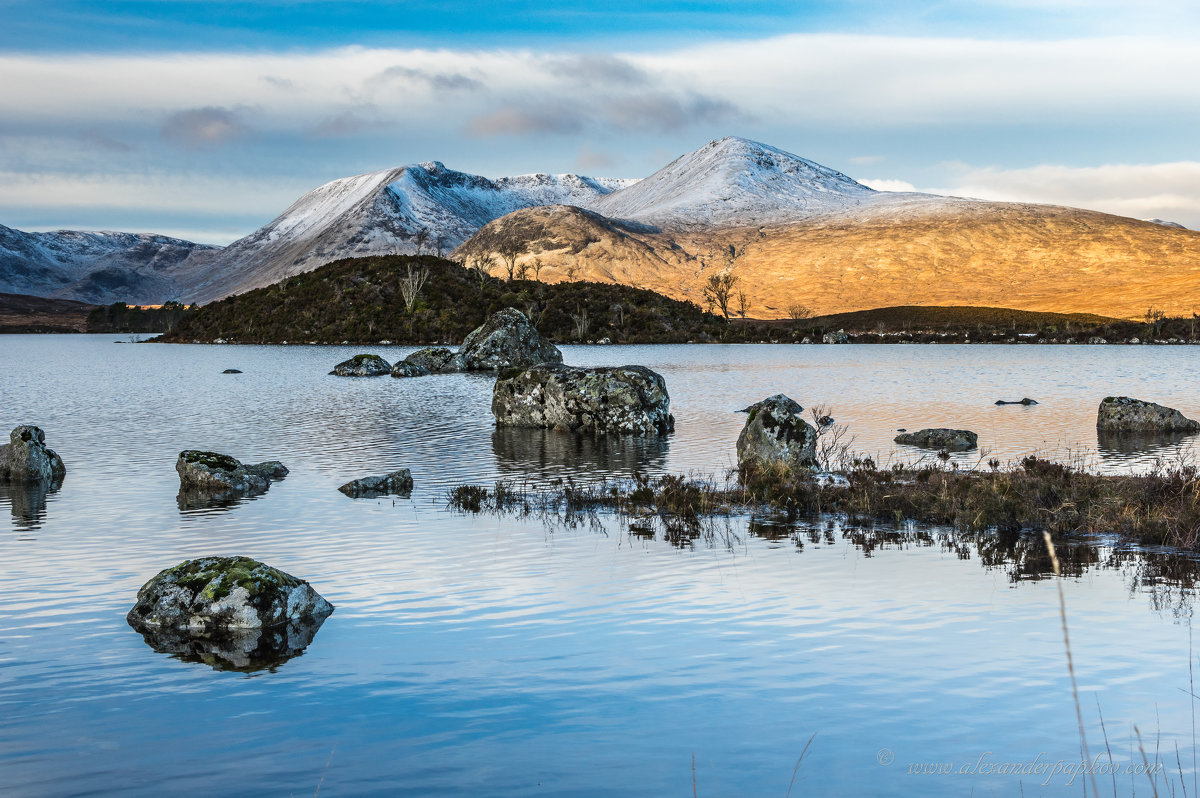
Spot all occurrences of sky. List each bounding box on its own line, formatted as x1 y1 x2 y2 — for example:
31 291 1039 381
3 0 1200 244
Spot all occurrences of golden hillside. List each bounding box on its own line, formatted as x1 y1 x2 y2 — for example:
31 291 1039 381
455 199 1200 319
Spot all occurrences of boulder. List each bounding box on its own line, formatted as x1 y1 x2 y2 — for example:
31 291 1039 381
176 450 285 495
459 308 563 371
822 330 850 344
338 469 414 498
398 346 457 374
995 398 1038 406
492 364 673 436
329 353 391 376
0 425 66 484
736 394 817 471
390 360 431 378
894 428 978 450
1096 396 1200 433
126 555 333 634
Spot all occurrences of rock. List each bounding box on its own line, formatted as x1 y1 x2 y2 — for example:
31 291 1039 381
813 472 850 488
329 353 391 376
399 346 457 374
0 425 66 484
176 450 285 496
338 469 414 498
390 360 431 378
222 368 242 374
459 308 563 371
894 428 978 450
822 329 850 344
1096 396 1200 433
816 415 835 426
1129 337 1141 344
492 363 673 436
126 555 333 635
1088 337 1108 344
736 394 817 472
995 398 1038 405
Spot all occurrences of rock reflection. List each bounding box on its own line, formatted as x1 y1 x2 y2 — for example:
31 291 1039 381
492 427 670 478
1097 429 1197 459
132 614 331 673
0 478 62 530
176 488 251 513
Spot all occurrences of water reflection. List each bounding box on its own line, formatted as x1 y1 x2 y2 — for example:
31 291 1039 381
176 488 252 513
492 427 670 479
0 478 62 530
1097 429 1198 460
131 614 331 673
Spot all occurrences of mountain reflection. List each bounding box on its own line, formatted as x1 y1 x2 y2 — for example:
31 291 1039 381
132 613 331 673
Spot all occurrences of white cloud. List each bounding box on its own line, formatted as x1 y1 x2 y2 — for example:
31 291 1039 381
860 178 916 192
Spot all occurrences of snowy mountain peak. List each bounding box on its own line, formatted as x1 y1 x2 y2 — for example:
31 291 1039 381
593 137 874 228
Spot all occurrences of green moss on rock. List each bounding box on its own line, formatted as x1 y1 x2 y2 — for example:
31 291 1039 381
180 450 241 471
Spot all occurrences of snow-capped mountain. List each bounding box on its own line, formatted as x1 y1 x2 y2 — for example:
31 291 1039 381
0 224 216 304
592 137 878 228
175 162 638 301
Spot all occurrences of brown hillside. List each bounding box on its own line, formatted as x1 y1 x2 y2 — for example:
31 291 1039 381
455 199 1200 319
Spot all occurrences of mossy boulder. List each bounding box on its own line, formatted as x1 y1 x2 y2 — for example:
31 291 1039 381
492 363 673 436
338 468 414 498
330 353 391 376
126 555 334 633
176 450 285 496
894 428 978 450
1096 396 1200 434
458 308 562 371
0 425 66 484
736 394 817 472
398 346 457 374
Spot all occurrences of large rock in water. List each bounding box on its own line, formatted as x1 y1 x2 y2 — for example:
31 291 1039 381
894 428 978 450
459 308 563 371
126 556 333 633
492 364 673 436
0 425 66 484
1096 396 1200 433
330 353 391 376
176 450 287 495
736 395 817 472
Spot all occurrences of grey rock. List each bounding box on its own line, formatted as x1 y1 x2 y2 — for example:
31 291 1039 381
1088 337 1108 345
126 555 334 634
822 329 850 344
222 368 242 374
995 398 1038 405
0 425 66 484
736 394 817 472
329 353 391 376
1096 396 1200 433
390 360 431 378
493 363 673 436
400 346 456 374
459 308 562 371
338 469 414 498
176 450 284 496
894 428 978 450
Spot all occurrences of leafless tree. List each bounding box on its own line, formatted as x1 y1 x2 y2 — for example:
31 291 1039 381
514 260 530 281
565 262 579 281
736 291 752 320
787 303 813 324
496 239 525 281
531 257 545 281
570 307 590 340
466 252 495 292
413 228 430 256
435 234 445 258
399 262 429 313
704 272 738 320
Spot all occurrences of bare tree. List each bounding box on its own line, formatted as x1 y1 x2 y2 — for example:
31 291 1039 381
570 307 590 340
736 291 752 320
531 257 545 281
704 272 738 320
435 234 445 258
565 262 579 281
466 252 495 292
399 262 429 313
787 303 813 324
514 260 530 281
496 239 525 281
413 227 430 256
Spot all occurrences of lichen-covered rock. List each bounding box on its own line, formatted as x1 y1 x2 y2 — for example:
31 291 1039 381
390 360 431 378
329 353 391 376
1096 396 1200 433
338 469 414 497
0 425 66 484
126 556 333 634
459 308 562 371
176 450 285 495
492 363 673 436
399 346 457 374
822 330 850 344
894 428 978 450
736 395 817 472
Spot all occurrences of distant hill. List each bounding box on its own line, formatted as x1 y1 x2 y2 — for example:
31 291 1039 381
156 255 727 345
0 292 96 333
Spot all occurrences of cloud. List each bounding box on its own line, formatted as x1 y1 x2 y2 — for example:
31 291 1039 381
466 104 585 137
544 54 646 86
78 130 132 153
859 178 916 192
467 91 741 138
261 75 297 91
309 109 391 138
368 65 483 92
161 106 251 149
603 92 741 133
576 144 621 172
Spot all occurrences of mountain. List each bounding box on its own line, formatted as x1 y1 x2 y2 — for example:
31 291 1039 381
0 224 216 304
173 162 637 302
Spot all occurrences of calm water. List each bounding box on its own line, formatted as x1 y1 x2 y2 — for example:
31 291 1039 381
2 335 1200 796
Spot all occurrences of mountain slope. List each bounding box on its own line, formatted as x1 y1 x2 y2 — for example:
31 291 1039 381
173 162 637 302
0 224 216 304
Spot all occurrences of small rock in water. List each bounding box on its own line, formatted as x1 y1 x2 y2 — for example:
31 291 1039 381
0 425 66 485
338 469 414 498
222 368 242 374
176 450 285 496
894 428 978 451
1096 396 1200 433
330 353 391 377
994 398 1038 405
736 394 817 471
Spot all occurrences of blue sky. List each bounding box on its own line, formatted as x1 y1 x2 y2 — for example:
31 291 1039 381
3 1 1200 242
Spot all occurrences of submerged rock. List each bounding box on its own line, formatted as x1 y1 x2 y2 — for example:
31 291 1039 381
492 363 673 436
0 425 66 484
338 469 414 498
458 308 562 371
894 428 978 450
1096 396 1200 433
330 353 391 376
222 368 242 374
176 450 285 496
736 394 817 472
995 398 1038 405
127 555 334 634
